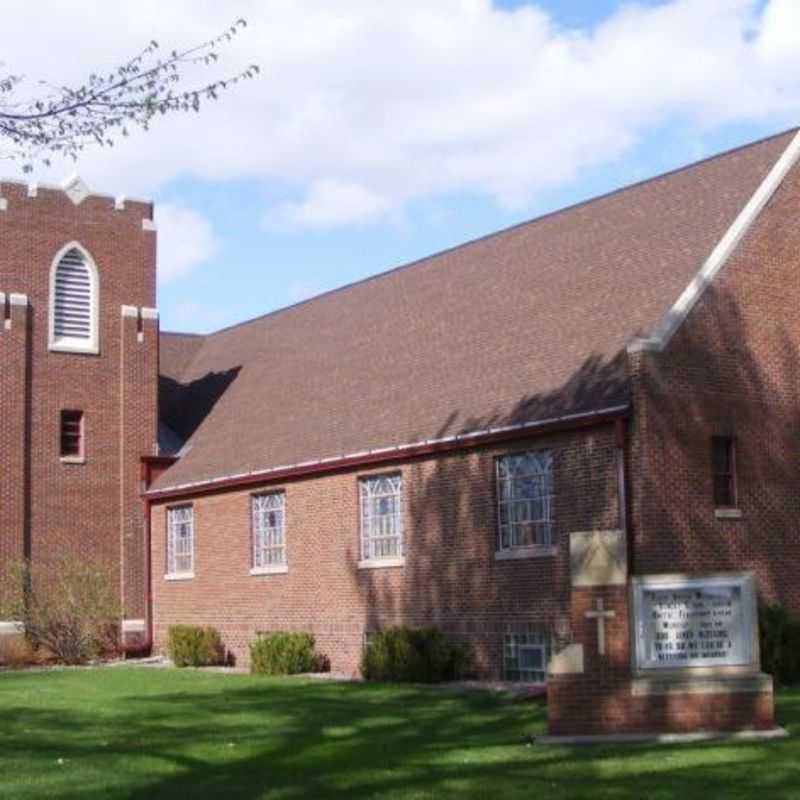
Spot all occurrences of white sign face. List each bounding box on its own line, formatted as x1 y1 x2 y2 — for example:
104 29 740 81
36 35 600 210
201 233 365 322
632 574 756 671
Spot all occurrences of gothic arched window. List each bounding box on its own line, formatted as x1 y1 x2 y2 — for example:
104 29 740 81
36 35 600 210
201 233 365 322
49 243 99 354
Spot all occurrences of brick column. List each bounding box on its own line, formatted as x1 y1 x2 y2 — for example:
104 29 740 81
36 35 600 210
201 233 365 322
119 305 159 649
547 530 630 736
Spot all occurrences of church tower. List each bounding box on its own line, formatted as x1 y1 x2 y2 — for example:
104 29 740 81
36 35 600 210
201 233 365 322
0 175 159 647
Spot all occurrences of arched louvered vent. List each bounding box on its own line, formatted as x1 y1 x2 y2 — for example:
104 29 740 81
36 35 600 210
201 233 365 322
50 245 98 353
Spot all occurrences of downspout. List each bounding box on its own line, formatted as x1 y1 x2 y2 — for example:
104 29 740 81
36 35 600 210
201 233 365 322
139 457 176 655
143 492 153 655
614 417 632 572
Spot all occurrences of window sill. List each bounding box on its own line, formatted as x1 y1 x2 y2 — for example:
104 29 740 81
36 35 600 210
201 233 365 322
358 557 406 570
250 564 288 576
49 343 100 356
495 546 557 561
715 508 743 520
164 572 194 581
60 456 86 465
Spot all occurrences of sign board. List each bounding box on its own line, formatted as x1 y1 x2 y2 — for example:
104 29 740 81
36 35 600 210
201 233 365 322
631 573 757 671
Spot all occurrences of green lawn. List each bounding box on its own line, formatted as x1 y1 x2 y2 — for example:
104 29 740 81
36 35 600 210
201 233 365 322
0 669 798 799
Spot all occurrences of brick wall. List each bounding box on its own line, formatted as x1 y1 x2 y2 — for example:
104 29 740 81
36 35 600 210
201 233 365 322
150 423 621 675
629 162 800 608
0 181 158 629
0 296 30 573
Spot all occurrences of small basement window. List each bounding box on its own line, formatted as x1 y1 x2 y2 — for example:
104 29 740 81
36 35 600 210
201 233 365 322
711 436 737 508
60 410 84 461
504 629 551 683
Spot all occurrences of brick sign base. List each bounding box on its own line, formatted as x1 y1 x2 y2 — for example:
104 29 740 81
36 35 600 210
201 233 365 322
547 532 776 737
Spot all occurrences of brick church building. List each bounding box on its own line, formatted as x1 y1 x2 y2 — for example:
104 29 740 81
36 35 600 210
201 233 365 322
2 128 800 679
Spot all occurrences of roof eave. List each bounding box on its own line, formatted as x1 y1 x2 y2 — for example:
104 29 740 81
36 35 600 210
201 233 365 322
146 402 631 502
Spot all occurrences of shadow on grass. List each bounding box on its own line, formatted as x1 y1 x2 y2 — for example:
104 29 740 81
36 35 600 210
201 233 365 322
0 671 799 800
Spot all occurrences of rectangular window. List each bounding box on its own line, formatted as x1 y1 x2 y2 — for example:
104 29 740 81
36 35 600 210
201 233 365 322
504 630 550 683
252 492 286 568
60 409 84 460
496 450 554 550
360 474 403 561
167 505 194 576
712 436 737 507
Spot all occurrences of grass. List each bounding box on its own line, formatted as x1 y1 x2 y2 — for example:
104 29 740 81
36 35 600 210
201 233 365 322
0 668 798 799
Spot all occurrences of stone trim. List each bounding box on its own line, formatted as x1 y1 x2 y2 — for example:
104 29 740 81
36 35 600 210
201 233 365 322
631 672 773 696
538 728 788 746
250 564 289 576
715 508 743 520
628 129 800 353
0 622 24 636
357 557 406 570
495 546 557 561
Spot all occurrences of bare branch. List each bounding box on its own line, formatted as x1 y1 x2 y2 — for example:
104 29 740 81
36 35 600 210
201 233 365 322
0 19 259 172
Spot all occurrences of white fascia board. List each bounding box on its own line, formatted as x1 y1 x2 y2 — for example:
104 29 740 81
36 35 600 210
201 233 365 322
628 129 800 354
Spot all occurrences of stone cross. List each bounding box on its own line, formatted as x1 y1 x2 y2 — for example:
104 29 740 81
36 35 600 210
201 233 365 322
585 597 616 656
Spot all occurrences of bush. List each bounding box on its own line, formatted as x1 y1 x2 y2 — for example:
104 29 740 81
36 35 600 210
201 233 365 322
760 601 800 685
0 558 120 665
167 625 225 667
249 632 324 675
361 626 468 683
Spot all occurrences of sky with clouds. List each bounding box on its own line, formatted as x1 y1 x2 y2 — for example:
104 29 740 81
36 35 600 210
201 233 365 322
2 0 800 332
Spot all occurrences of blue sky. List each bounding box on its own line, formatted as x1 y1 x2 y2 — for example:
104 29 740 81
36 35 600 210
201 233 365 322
3 1 799 333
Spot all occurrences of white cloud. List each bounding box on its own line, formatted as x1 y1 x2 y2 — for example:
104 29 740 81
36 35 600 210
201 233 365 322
275 180 391 227
1 0 799 227
154 204 219 283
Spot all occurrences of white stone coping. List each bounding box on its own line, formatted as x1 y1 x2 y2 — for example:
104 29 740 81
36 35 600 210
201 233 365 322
0 621 24 635
357 556 406 570
141 307 159 320
9 293 28 306
121 619 146 633
631 671 772 696
548 643 584 676
121 305 139 318
537 727 789 747
250 564 289 576
494 545 557 561
164 572 195 581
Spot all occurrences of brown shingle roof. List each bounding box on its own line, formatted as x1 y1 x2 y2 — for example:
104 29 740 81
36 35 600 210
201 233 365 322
153 130 796 491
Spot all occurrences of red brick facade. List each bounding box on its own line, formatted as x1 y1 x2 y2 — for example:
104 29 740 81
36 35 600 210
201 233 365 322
150 424 622 673
0 181 158 636
629 161 800 607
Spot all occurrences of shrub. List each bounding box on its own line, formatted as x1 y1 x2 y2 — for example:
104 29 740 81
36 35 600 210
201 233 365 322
167 625 225 667
249 632 323 675
0 558 120 666
760 601 800 685
361 626 468 683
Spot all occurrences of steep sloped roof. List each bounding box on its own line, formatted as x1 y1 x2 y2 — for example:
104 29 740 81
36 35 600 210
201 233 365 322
153 129 797 491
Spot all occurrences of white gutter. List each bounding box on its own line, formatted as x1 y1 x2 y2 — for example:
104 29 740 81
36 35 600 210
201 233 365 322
148 403 630 496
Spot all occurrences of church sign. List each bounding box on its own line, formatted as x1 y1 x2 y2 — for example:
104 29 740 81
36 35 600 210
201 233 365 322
631 573 758 671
